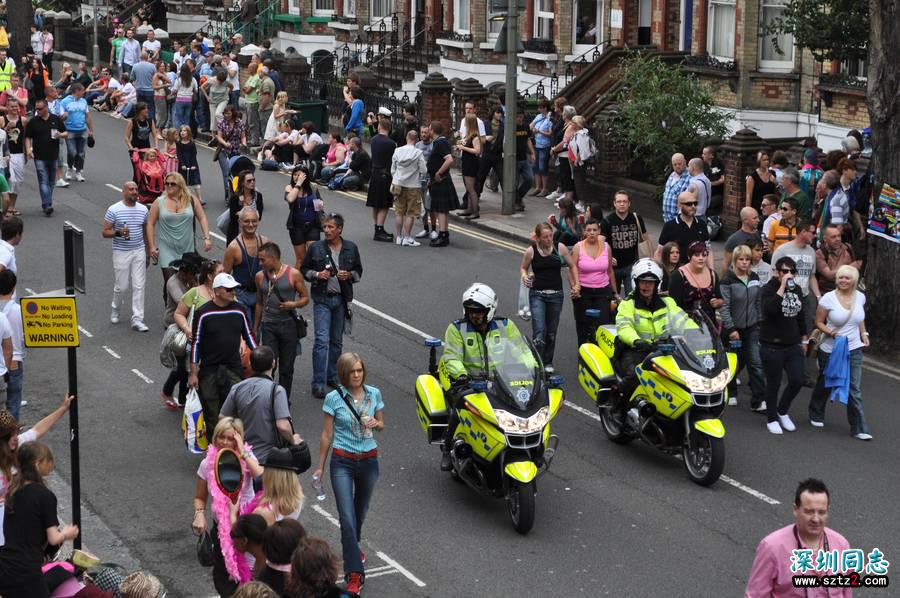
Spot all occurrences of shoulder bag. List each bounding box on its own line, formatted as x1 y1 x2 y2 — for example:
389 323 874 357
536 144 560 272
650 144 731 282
269 380 311 472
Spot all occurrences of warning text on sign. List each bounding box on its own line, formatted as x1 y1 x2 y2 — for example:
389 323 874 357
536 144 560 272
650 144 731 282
21 297 80 348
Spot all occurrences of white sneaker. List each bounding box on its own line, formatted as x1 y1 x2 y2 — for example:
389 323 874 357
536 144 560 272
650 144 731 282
727 396 737 406
56 178 70 188
430 230 439 241
76 170 86 182
751 401 767 412
546 191 562 201
544 365 555 374
415 228 429 239
767 421 783 435
131 321 149 332
402 237 421 247
65 168 74 181
778 414 796 432
853 433 873 441
810 419 825 428
395 235 403 245
110 308 120 324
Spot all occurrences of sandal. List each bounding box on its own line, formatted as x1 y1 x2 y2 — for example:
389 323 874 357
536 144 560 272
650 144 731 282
161 392 179 411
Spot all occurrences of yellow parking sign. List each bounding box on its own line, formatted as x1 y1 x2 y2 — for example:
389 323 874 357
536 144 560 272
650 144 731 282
21 296 80 348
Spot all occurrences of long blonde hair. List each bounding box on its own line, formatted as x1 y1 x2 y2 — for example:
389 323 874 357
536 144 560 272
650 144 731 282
275 91 288 107
463 114 479 146
261 467 304 518
164 172 193 211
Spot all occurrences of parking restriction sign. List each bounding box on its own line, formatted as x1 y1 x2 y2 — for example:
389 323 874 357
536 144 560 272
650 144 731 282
21 296 80 348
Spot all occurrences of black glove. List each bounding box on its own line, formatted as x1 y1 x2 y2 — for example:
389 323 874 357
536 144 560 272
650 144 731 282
632 339 653 352
451 375 470 389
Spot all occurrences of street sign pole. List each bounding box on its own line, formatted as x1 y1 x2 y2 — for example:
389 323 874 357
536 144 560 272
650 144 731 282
63 223 82 549
501 0 519 216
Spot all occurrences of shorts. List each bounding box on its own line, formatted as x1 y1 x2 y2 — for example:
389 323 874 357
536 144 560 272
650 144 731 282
535 147 551 175
289 222 322 245
57 140 67 166
9 154 24 193
391 184 422 217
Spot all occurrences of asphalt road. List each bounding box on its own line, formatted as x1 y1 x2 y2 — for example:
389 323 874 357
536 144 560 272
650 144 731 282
15 112 899 597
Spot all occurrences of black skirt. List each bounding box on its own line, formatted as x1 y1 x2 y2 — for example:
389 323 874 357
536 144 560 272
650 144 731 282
181 167 202 187
428 176 460 213
365 169 394 209
461 151 480 178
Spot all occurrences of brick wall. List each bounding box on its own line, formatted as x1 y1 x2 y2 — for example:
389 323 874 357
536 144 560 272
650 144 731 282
697 74 739 108
746 75 798 111
820 89 870 130
557 0 573 58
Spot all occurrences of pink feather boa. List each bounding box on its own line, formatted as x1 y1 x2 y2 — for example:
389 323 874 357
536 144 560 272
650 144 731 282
206 444 261 585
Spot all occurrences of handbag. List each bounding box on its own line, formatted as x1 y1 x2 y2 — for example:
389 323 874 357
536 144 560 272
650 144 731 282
216 208 231 235
269 381 312 473
196 529 215 567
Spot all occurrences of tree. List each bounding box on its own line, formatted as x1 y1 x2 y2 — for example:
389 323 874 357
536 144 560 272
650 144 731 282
609 52 730 185
5 0 35 67
864 0 900 355
761 0 868 63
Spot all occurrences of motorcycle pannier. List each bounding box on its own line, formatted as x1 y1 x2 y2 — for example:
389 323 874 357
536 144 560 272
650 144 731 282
578 343 616 404
415 374 448 444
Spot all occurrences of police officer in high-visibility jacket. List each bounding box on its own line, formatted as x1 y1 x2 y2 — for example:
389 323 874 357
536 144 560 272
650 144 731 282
439 283 536 470
615 259 692 406
0 50 16 93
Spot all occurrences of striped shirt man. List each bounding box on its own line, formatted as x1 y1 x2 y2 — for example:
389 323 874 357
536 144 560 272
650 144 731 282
104 201 148 251
191 302 256 376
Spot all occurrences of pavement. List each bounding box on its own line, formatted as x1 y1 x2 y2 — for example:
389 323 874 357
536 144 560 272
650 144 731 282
11 108 900 597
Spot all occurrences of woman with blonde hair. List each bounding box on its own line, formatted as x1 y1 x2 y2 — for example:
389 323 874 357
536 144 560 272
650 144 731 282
192 417 263 595
252 451 304 525
455 113 483 219
264 90 295 142
147 172 213 304
314 352 385 595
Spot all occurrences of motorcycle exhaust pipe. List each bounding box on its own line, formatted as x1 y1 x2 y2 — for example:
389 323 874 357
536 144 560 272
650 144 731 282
639 418 666 448
452 440 472 460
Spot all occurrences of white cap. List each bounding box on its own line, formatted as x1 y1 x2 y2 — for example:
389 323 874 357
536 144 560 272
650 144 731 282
212 273 241 289
377 107 392 117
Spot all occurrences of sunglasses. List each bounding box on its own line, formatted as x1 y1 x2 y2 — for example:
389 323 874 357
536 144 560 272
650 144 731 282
780 268 797 274
681 202 698 207
780 206 793 211
245 178 255 182
165 182 178 187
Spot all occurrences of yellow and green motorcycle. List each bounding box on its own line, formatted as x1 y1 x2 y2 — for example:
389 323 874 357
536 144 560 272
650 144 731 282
414 330 562 534
578 309 737 486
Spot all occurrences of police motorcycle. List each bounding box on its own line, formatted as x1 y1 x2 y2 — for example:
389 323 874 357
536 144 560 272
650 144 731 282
578 306 738 487
414 328 563 534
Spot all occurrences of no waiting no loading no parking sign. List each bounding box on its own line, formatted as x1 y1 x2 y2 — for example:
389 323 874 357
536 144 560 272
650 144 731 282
21 296 80 348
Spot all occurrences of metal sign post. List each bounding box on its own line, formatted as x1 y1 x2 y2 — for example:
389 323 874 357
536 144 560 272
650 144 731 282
63 222 84 549
501 0 519 216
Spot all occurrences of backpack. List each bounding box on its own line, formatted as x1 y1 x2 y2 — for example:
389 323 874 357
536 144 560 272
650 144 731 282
799 167 823 204
570 128 598 166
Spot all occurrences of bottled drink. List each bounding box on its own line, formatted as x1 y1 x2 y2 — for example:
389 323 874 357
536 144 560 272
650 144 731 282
786 278 797 292
312 475 326 501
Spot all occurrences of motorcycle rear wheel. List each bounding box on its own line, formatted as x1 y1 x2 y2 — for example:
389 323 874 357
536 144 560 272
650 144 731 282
682 433 725 486
600 408 634 444
507 481 536 535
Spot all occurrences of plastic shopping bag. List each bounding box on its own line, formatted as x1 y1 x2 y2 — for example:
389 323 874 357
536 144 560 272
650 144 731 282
517 280 532 321
182 388 208 454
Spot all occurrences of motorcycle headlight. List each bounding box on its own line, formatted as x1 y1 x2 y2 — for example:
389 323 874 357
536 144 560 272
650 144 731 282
494 407 550 434
680 369 730 394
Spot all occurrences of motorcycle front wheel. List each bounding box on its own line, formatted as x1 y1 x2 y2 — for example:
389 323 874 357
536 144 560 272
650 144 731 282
507 481 536 535
682 433 725 486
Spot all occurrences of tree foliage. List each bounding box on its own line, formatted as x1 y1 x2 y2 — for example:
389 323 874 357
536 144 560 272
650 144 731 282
761 0 868 63
609 52 730 184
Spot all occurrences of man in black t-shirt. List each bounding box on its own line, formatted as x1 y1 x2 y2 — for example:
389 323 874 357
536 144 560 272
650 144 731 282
703 145 725 215
366 118 397 242
656 191 714 267
426 121 458 246
24 99 67 215
511 111 535 211
602 190 654 294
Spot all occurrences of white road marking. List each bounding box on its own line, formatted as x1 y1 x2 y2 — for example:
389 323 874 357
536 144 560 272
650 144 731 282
131 369 154 384
25 288 36 295
353 300 433 340
719 475 781 505
364 569 402 579
312 504 341 528
77 326 93 338
861 363 900 383
375 551 427 587
105 183 123 193
209 231 226 242
101 345 121 359
564 400 602 422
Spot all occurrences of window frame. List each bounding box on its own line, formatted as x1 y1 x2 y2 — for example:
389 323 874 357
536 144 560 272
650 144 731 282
533 0 554 41
487 3 503 41
758 0 794 71
454 0 471 34
706 0 735 60
573 0 605 55
313 0 336 17
343 0 356 17
370 0 395 21
287 0 302 16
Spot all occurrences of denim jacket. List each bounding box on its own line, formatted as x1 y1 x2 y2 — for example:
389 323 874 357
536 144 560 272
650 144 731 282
301 238 363 303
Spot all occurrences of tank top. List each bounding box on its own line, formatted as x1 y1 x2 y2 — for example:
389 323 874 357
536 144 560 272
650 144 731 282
749 169 777 212
289 191 317 227
530 243 563 291
131 117 152 149
259 265 296 323
232 235 262 290
577 240 610 288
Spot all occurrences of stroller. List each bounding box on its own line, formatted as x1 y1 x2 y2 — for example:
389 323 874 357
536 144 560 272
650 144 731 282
130 148 167 205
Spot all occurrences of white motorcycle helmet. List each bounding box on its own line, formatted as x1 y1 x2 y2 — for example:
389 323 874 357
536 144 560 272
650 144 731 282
630 258 664 290
462 283 498 321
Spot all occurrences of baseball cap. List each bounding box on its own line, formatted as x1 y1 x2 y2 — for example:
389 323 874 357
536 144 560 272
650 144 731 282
377 106 392 117
212 273 241 289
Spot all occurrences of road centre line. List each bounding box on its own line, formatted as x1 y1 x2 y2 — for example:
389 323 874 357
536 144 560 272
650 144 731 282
105 183 123 193
363 569 402 580
861 363 900 383
77 326 93 338
312 504 341 528
101 345 121 359
209 231 227 242
131 369 154 384
352 300 432 340
25 288 36 295
375 552 427 588
720 476 781 505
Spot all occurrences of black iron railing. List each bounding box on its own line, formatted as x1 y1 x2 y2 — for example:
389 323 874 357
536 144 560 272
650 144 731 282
564 40 613 86
523 39 556 54
682 54 737 72
818 73 867 90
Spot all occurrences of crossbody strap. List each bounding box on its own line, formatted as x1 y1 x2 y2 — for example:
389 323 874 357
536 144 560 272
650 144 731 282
335 386 363 424
270 380 294 446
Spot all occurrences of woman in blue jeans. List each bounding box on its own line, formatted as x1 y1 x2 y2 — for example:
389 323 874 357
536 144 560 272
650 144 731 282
520 223 578 373
808 265 871 440
314 352 384 596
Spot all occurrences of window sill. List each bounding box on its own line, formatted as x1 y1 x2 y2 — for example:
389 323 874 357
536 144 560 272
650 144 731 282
518 51 558 62
751 68 797 79
306 16 332 23
328 21 358 30
274 14 304 24
480 42 498 50
437 38 475 50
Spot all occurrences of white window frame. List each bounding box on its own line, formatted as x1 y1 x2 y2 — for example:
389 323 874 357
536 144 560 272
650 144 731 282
313 0 336 17
573 0 605 55
533 0 554 40
759 0 794 71
840 58 867 80
454 0 471 34
487 4 503 41
370 0 394 20
343 0 357 17
706 0 735 60
288 0 301 16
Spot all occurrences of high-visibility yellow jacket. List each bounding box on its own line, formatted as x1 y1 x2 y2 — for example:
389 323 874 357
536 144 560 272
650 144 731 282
615 294 692 347
441 317 537 385
0 59 13 92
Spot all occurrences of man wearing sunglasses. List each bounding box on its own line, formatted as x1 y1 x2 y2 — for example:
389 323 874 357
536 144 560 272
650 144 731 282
656 190 714 267
767 196 800 252
102 182 150 332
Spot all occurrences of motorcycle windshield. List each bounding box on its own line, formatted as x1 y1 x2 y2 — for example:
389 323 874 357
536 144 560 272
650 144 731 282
664 309 727 373
484 325 542 412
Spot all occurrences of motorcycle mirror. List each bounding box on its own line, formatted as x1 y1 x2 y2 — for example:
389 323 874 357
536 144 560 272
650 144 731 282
729 340 742 350
424 338 443 347
585 309 602 319
548 375 565 387
468 380 488 392
657 343 676 355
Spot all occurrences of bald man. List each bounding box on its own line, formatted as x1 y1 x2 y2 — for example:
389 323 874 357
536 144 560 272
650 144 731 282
722 207 762 276
687 157 711 217
657 190 715 267
662 152 690 222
